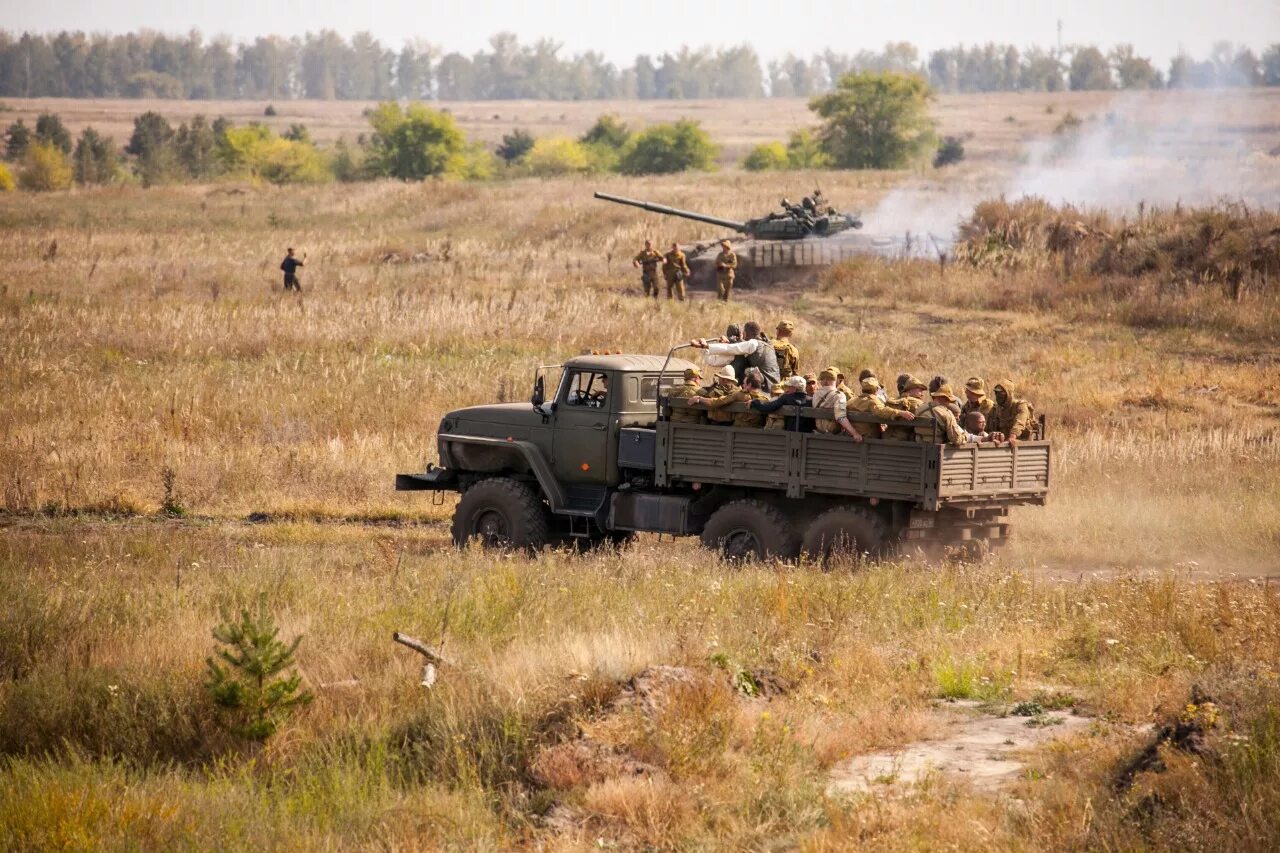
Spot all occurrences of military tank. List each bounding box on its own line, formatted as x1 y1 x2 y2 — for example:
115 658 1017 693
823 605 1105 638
595 191 895 290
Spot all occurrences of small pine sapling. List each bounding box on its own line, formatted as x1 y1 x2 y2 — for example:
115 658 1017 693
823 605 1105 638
205 598 313 740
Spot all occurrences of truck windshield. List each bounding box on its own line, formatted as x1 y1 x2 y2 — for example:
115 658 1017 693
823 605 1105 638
563 371 609 408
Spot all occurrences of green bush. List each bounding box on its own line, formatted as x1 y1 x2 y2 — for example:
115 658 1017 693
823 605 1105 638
4 119 29 160
496 128 534 164
365 102 467 180
204 599 312 742
522 136 591 176
742 142 790 171
34 113 72 154
579 114 631 149
19 143 73 191
785 129 830 169
618 119 718 175
809 71 937 169
933 135 966 167
73 127 118 185
219 125 331 185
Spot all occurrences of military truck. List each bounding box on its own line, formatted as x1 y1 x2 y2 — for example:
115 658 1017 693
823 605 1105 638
396 351 1050 560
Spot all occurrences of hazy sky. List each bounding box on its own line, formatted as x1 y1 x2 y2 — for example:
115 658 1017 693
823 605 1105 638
4 0 1277 66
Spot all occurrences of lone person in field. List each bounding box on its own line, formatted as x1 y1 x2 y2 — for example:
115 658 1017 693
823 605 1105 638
715 240 738 301
633 240 663 299
280 247 305 292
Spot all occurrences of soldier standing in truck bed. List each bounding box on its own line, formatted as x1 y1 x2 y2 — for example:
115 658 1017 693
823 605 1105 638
715 240 738 301
633 240 663 299
773 320 800 379
662 242 691 302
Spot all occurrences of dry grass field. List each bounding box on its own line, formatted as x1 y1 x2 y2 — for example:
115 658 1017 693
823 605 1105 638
2 91 1280 849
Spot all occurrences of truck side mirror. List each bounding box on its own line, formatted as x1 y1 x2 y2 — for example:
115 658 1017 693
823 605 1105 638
531 376 545 409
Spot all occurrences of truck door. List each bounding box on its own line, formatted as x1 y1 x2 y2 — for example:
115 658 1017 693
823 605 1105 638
552 370 612 484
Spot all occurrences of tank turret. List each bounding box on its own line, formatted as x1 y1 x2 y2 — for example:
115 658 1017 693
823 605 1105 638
593 192 862 240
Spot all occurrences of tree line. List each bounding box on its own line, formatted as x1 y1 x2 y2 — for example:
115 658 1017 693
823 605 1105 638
1 30 1278 101
0 70 959 192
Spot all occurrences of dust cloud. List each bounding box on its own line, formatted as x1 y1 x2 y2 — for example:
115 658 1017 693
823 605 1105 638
862 91 1280 247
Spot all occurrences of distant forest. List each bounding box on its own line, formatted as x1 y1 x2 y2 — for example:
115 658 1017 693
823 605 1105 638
2 30 1278 101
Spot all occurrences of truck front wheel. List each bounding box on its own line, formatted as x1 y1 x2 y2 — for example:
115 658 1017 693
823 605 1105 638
700 500 800 562
801 506 887 564
451 478 549 551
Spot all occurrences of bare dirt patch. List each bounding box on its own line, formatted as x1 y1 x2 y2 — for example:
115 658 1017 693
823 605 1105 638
828 699 1102 795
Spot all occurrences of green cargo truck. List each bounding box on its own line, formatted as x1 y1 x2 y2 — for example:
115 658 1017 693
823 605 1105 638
397 352 1050 560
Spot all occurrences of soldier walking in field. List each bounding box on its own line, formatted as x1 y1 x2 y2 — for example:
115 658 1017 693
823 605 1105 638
633 240 663 299
662 242 691 301
280 247 305 292
715 240 738 301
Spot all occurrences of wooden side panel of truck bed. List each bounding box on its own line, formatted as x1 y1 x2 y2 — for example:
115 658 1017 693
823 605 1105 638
658 420 1050 510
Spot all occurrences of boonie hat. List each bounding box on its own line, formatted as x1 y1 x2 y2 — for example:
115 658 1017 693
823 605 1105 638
932 384 960 402
965 377 986 395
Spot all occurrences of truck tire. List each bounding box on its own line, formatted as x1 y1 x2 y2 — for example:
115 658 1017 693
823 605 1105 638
801 505 888 564
451 478 549 551
700 500 800 562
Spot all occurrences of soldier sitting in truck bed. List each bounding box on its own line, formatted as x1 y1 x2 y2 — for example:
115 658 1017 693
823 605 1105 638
753 374 812 432
665 366 706 424
697 365 739 425
914 385 985 445
850 377 920 438
812 368 864 442
690 367 769 427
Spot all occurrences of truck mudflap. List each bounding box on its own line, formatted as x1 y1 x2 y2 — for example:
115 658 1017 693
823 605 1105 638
395 466 458 491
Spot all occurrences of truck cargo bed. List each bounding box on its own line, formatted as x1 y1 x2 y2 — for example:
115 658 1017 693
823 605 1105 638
656 415 1049 510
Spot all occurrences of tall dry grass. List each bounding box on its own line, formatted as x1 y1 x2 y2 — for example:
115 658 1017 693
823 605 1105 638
2 150 1280 847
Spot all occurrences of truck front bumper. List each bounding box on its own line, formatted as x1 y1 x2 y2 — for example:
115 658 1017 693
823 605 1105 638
395 466 458 492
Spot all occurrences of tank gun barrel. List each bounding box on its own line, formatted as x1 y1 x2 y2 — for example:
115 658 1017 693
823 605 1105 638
593 192 749 234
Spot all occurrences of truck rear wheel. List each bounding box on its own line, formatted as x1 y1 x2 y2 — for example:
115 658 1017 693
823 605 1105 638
801 506 887 564
700 500 800 562
451 478 549 551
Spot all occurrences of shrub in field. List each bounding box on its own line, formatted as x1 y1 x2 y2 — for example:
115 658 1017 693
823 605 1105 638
175 115 221 179
742 141 790 171
72 127 118 185
34 113 72 154
579 114 631 171
784 128 829 168
219 125 331 185
329 137 364 181
0 162 12 192
4 118 30 160
496 128 534 164
204 599 312 741
522 136 591 176
809 71 936 169
933 135 966 167
365 102 467 180
126 111 181 186
19 143 73 191
617 119 718 175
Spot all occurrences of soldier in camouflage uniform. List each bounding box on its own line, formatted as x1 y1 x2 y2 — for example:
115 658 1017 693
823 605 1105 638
989 379 1035 443
961 377 995 421
885 377 930 441
811 368 863 441
849 377 919 438
632 240 663 299
715 240 738 301
692 367 769 427
665 366 705 424
661 242 691 301
693 365 739 424
913 385 982 445
773 320 800 379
